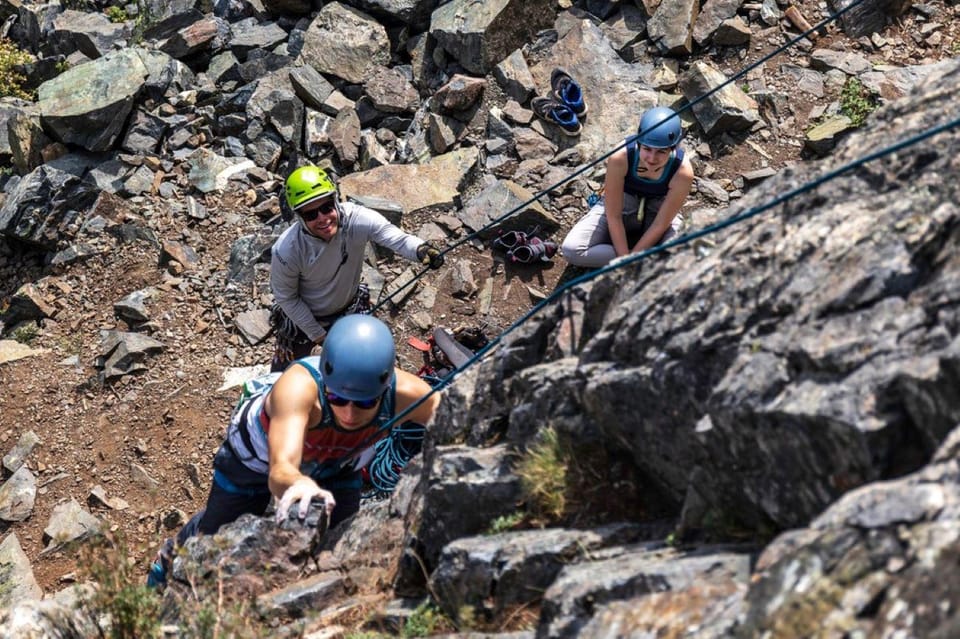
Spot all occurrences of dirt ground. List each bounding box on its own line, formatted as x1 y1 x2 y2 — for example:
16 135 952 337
1 2 957 595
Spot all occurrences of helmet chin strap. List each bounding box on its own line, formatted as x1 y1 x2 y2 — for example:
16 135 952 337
297 214 322 238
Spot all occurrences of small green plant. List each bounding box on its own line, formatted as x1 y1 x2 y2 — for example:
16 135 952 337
951 39 960 55
0 38 34 100
515 428 568 523
10 322 40 345
456 605 477 631
839 77 879 127
403 601 455 637
487 511 525 534
106 6 129 22
131 0 157 45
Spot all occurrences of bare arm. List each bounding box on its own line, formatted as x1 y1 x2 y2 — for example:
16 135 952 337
394 368 441 426
266 366 336 520
632 156 694 252
603 150 630 257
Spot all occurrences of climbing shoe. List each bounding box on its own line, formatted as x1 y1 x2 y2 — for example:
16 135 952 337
508 236 558 264
493 227 537 251
551 68 588 118
492 227 558 264
531 97 581 136
146 538 174 590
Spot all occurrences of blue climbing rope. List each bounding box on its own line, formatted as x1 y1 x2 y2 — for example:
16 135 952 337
366 422 426 493
370 0 873 312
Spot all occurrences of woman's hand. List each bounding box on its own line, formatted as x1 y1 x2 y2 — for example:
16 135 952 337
275 477 336 523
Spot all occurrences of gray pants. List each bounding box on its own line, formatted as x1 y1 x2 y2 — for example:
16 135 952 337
561 194 682 268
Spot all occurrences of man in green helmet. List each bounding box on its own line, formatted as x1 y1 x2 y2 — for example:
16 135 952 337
269 165 444 372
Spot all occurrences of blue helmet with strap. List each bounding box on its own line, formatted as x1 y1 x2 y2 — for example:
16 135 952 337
320 314 395 401
637 106 682 148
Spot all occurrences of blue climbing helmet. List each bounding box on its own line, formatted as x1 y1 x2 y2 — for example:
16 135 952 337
637 106 682 148
320 314 395 401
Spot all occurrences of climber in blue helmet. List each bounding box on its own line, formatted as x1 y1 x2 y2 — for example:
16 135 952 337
147 314 439 589
561 106 695 267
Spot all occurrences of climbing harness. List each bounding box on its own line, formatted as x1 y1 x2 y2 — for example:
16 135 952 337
269 283 371 367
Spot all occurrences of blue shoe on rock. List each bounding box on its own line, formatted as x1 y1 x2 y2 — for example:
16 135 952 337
551 68 588 118
146 539 173 590
531 97 582 136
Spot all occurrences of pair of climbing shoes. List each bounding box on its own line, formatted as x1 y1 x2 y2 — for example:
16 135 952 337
492 228 558 264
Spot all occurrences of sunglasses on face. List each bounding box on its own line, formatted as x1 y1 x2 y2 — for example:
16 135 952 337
324 389 380 410
299 199 337 222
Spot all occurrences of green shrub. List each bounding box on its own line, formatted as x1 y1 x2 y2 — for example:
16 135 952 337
486 511 525 535
106 6 129 22
839 77 879 127
131 0 157 45
403 601 456 637
0 38 34 100
10 322 40 345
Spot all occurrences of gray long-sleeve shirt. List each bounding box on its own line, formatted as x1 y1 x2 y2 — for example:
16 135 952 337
270 202 424 342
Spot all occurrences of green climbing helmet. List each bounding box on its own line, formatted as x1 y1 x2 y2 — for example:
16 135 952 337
285 166 337 211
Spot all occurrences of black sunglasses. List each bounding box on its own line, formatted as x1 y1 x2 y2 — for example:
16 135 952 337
324 388 380 410
299 199 337 222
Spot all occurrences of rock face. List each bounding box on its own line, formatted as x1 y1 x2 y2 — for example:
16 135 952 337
411 60 960 635
84 58 955 637
37 49 150 152
0 0 957 636
298 2 392 84
430 0 556 75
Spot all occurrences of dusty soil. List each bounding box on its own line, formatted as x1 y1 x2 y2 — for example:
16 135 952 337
0 1 957 597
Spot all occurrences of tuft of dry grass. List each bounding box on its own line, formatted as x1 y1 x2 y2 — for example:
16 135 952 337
515 427 569 523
